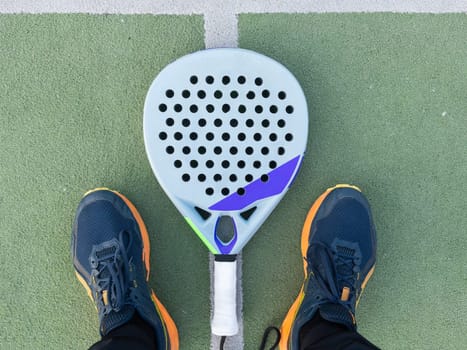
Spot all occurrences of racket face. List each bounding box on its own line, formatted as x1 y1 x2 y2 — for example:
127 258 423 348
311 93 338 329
144 48 308 254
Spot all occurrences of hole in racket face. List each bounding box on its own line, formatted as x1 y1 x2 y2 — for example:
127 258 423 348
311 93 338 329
153 73 297 197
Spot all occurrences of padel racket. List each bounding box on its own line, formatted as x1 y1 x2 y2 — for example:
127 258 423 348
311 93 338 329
143 48 308 337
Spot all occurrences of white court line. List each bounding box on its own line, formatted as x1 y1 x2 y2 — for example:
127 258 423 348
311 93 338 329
236 0 467 13
2 1 465 349
1 0 467 47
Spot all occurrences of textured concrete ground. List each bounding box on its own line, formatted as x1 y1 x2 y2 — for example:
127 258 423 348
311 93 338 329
1 3 466 349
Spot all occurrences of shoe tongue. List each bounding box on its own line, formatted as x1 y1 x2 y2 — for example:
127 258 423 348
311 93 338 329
335 244 356 257
318 303 355 331
100 304 135 336
93 243 119 279
95 245 118 260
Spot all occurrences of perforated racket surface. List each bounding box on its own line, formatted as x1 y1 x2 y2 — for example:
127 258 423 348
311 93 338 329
144 48 308 257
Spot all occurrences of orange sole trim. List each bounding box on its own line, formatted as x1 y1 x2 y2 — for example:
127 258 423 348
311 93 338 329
278 286 305 349
152 291 180 350
75 271 95 309
75 188 179 349
357 264 375 308
113 190 151 279
279 184 361 350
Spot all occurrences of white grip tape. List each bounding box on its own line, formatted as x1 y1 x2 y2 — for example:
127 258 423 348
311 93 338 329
211 259 238 336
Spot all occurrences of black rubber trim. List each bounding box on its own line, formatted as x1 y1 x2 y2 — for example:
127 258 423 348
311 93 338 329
240 206 257 220
195 206 211 220
214 254 237 262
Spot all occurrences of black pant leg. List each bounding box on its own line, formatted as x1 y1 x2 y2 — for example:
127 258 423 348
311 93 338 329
299 313 380 350
89 314 157 350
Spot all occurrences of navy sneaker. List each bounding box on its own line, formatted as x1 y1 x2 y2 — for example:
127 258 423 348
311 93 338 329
279 185 376 349
71 188 179 350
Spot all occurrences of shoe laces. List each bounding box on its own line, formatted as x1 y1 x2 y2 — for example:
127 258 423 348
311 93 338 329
310 241 361 307
256 241 361 350
90 230 135 315
258 326 281 350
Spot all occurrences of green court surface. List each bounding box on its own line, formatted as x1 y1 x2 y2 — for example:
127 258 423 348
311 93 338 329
1 13 466 350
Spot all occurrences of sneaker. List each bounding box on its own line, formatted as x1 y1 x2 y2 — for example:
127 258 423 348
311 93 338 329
71 188 179 349
279 185 376 349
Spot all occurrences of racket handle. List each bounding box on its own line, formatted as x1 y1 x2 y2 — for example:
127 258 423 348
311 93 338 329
211 256 238 336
